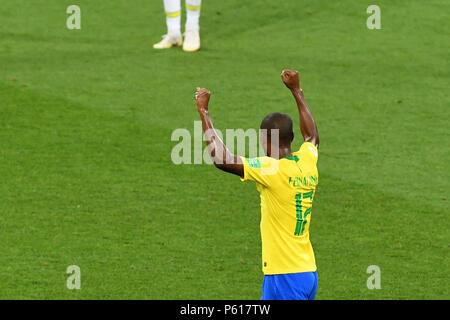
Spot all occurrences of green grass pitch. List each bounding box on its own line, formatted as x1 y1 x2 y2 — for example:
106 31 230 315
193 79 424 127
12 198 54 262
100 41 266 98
0 0 448 299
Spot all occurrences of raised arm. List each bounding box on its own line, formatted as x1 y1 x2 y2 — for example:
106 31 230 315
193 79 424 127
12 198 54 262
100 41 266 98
195 88 244 177
281 70 319 148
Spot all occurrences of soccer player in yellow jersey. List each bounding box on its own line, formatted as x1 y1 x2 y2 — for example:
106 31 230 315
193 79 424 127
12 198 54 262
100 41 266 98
195 70 320 300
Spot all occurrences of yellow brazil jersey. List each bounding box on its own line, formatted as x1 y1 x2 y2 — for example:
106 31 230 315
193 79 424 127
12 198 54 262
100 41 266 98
240 142 319 275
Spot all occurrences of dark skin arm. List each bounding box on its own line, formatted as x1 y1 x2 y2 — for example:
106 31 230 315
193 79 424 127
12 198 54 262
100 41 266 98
281 70 320 148
195 88 244 177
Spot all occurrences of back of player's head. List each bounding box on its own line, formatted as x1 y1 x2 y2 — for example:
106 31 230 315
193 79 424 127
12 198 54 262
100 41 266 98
260 112 294 146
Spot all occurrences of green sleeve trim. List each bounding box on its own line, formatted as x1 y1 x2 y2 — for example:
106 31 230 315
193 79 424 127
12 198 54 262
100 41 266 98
246 158 261 168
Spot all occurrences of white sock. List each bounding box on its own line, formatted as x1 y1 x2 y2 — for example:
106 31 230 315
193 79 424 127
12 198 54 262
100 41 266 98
185 0 201 30
164 0 181 35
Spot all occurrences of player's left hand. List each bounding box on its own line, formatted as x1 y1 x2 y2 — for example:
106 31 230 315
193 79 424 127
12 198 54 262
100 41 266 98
195 87 210 112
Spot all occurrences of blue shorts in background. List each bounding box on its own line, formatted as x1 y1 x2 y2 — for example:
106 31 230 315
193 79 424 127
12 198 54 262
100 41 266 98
261 271 318 300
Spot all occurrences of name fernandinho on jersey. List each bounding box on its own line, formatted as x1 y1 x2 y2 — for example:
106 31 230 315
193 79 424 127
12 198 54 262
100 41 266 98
288 175 318 188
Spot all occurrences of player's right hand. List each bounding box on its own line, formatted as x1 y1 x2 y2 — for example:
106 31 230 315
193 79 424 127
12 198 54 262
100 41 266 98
281 70 301 91
195 87 211 112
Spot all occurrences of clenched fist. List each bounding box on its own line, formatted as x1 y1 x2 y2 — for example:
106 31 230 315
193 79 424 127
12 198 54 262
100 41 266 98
281 69 301 91
195 87 210 112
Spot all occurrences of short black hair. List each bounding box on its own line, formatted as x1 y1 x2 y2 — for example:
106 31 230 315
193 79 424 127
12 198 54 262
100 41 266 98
260 112 294 146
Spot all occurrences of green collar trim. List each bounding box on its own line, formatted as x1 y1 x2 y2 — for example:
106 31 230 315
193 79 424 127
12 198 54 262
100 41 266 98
285 155 299 162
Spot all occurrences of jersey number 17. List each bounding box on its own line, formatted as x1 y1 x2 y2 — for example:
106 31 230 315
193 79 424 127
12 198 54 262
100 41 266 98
294 191 314 236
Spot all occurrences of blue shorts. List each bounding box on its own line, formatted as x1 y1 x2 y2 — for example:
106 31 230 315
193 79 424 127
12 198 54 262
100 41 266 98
261 271 318 300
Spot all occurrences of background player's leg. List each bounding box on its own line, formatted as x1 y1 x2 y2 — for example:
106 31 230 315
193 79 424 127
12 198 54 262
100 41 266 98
185 0 201 30
183 0 201 52
165 0 182 36
153 0 182 49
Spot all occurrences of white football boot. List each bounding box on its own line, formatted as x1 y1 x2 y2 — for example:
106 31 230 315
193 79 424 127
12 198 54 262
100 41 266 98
153 33 182 49
183 28 200 52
